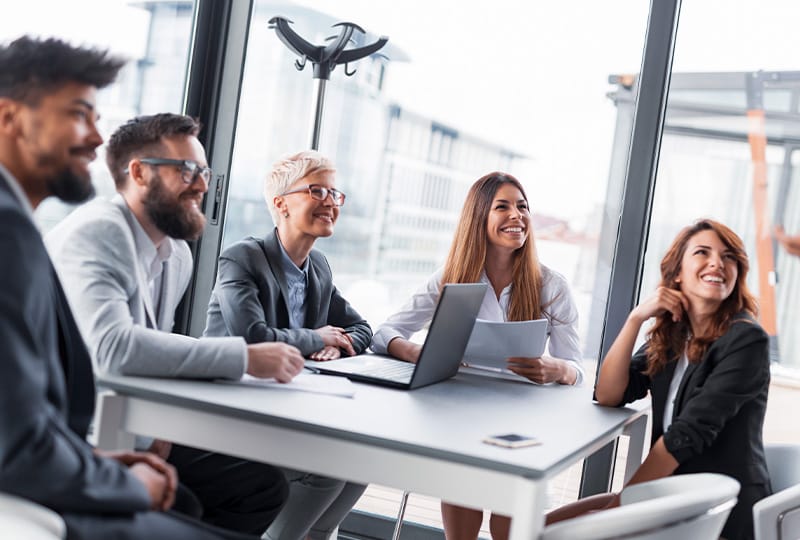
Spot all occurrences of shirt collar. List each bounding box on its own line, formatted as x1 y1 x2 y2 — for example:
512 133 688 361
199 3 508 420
276 235 309 282
0 163 36 223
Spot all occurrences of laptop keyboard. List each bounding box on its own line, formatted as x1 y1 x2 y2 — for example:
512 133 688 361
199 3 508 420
359 360 415 382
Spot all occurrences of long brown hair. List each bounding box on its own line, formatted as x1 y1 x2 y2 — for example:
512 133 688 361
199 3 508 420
440 172 544 322
645 219 758 375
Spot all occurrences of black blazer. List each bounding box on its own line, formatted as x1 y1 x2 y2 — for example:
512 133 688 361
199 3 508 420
0 174 150 514
204 229 372 356
619 315 771 486
615 316 771 540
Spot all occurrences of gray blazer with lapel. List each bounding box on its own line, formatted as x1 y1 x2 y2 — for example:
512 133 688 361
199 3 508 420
45 195 246 379
204 229 372 356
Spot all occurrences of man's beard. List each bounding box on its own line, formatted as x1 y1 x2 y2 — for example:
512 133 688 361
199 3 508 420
143 172 206 240
46 168 95 203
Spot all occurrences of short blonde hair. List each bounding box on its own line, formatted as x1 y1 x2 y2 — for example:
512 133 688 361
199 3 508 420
264 150 336 222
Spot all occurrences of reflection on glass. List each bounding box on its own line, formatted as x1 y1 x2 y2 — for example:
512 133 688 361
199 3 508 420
638 1 800 455
639 41 800 372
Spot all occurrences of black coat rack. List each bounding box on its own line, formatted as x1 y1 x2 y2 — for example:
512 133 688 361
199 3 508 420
269 16 389 150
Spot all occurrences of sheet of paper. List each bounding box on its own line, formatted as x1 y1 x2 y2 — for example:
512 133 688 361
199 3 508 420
463 318 549 371
224 373 356 398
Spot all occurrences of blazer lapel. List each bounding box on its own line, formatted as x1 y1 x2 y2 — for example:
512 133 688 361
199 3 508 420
262 230 292 312
112 196 159 329
156 261 173 331
305 260 322 327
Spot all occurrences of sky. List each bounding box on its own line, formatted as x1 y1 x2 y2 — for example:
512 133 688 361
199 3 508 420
4 0 799 221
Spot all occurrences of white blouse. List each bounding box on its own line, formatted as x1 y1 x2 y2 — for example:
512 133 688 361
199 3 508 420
663 350 690 431
371 265 584 384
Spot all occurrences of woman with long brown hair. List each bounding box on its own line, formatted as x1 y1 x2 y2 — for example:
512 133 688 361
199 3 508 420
372 172 583 539
555 219 771 540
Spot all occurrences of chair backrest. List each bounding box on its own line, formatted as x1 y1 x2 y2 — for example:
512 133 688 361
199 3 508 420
765 444 800 492
541 473 740 540
753 443 800 540
0 492 66 540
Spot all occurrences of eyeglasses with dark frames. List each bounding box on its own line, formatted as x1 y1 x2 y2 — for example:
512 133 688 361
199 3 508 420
128 158 212 185
279 184 346 206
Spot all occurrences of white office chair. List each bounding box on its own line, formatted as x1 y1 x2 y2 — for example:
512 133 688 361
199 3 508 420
753 443 800 540
0 492 66 539
540 473 740 540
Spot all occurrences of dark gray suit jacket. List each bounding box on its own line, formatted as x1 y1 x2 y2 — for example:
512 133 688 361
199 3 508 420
0 173 150 514
204 230 371 356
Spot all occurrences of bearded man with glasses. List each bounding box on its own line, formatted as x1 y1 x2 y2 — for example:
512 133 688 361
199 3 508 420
46 113 306 536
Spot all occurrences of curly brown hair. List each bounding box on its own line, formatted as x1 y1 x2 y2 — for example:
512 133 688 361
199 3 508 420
645 219 758 375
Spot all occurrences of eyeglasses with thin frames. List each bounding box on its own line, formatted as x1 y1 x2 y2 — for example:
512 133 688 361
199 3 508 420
280 184 346 207
129 158 213 185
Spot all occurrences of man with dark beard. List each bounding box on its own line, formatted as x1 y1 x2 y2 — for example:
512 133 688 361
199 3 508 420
0 36 268 540
46 113 304 536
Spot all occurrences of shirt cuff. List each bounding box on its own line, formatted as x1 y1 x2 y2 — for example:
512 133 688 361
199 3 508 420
569 361 584 386
239 338 248 378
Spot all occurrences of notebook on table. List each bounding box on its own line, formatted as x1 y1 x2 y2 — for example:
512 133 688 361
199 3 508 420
306 283 487 390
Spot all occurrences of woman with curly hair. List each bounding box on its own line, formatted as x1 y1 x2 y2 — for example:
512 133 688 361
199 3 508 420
551 219 772 540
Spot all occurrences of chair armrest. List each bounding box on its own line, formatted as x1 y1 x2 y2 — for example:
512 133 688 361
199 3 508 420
753 483 800 540
0 492 66 538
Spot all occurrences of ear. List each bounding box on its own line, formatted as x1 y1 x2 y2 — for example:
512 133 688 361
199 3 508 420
126 158 149 188
273 195 285 214
0 98 21 136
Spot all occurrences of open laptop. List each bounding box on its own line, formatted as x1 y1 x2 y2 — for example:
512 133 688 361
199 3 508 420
306 283 487 390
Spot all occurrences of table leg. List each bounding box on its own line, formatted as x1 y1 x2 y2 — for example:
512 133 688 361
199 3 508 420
94 391 135 450
623 413 648 483
508 477 545 540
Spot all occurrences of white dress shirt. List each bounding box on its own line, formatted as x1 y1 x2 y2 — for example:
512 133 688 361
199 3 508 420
128 210 173 323
372 265 584 384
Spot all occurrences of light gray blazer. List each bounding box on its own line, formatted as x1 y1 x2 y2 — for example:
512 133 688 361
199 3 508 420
46 195 246 379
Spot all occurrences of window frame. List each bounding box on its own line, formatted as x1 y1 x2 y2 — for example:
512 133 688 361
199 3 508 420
177 0 681 515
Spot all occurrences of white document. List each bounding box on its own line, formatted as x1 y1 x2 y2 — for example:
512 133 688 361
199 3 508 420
225 373 356 398
463 318 549 371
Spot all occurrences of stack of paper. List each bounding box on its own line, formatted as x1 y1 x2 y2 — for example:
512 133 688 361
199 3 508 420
226 373 356 398
463 318 549 372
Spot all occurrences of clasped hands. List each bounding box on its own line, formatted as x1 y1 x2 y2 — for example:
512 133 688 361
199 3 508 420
95 448 177 511
310 325 355 360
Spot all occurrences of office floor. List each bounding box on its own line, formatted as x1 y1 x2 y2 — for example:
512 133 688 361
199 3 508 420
351 364 800 538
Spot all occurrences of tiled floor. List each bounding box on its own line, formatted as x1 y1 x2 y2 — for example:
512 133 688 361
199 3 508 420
350 366 800 538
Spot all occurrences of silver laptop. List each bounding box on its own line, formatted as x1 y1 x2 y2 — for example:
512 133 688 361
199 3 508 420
306 283 487 390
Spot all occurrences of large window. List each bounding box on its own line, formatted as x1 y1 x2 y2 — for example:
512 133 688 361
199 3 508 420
634 0 800 449
203 0 651 531
1 0 197 231
217 0 649 359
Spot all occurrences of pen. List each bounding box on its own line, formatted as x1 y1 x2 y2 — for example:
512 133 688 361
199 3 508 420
303 366 320 374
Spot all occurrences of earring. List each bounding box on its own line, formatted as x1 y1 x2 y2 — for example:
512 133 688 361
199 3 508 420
283 212 289 218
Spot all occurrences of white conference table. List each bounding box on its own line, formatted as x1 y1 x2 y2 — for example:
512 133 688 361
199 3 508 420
95 372 648 540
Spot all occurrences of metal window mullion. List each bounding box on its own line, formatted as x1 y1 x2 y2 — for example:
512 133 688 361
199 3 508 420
580 0 681 497
173 0 255 337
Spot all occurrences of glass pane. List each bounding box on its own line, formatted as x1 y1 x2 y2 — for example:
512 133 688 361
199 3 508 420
224 0 648 348
222 0 649 522
0 0 196 231
639 0 800 451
